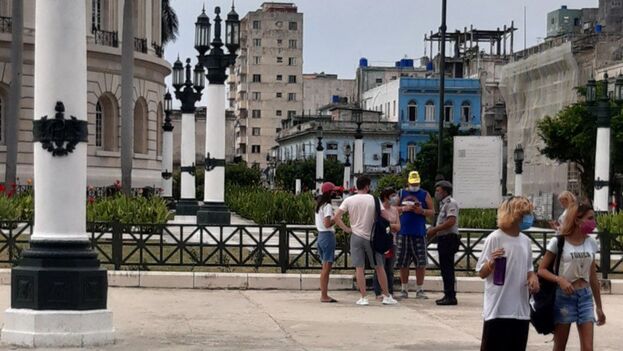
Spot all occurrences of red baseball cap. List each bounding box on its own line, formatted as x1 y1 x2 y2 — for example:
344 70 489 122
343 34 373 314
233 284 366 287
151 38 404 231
321 182 336 194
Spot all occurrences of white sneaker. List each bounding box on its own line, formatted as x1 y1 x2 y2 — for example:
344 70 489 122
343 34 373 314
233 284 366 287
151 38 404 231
382 295 398 305
356 297 369 306
415 290 428 299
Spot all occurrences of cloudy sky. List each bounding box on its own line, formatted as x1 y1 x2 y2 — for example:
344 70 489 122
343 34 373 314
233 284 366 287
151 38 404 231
165 0 595 84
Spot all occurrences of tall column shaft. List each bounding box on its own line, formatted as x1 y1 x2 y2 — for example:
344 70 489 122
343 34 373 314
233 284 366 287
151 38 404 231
162 131 173 197
514 173 522 197
204 85 225 203
315 150 324 193
5 0 23 185
343 165 351 190
594 127 610 212
32 0 87 242
181 113 196 200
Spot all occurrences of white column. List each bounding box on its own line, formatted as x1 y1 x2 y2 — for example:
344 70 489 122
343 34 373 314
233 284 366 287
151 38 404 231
594 127 610 212
295 179 302 195
316 149 324 193
343 164 351 190
181 113 196 200
514 173 522 197
32 0 87 242
162 130 173 197
203 85 226 203
353 138 364 185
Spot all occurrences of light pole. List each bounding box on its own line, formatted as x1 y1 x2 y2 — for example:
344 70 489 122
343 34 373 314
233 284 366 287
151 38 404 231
437 0 448 180
2 0 113 346
316 125 325 194
161 91 174 202
513 144 524 196
195 4 240 225
172 57 204 217
352 109 364 186
586 73 622 212
343 144 352 191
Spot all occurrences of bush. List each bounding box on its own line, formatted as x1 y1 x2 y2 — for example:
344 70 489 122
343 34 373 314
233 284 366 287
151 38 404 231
276 158 343 192
87 195 173 224
597 212 623 237
459 209 498 229
225 185 314 225
225 162 262 187
0 191 33 221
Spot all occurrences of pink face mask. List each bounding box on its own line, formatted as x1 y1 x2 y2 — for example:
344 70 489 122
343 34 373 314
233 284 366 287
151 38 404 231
580 219 597 235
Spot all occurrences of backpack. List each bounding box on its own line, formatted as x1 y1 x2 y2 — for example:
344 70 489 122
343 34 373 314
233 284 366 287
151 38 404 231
370 196 393 254
530 235 565 335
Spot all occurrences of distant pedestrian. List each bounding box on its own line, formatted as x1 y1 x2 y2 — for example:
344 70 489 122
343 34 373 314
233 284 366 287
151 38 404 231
334 176 398 306
476 196 540 351
373 187 401 300
427 180 459 306
396 171 434 299
550 191 577 232
537 202 606 351
315 182 338 303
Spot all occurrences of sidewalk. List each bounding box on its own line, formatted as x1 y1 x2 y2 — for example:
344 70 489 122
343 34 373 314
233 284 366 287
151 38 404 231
0 286 622 350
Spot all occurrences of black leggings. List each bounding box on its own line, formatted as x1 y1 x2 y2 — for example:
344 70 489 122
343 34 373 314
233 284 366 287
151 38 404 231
480 318 530 351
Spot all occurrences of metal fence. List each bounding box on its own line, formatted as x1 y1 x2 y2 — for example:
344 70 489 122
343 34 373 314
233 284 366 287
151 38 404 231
92 28 119 48
0 221 621 277
0 16 11 33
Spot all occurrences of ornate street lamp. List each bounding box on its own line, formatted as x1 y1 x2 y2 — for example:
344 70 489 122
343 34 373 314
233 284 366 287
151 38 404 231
343 144 352 191
352 108 364 184
590 73 614 213
161 91 174 202
195 4 240 225
171 57 203 217
513 144 524 196
316 125 324 193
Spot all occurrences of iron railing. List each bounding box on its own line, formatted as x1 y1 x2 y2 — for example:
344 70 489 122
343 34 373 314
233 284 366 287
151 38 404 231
0 16 11 33
92 28 119 48
152 42 163 58
134 38 147 53
1 222 621 277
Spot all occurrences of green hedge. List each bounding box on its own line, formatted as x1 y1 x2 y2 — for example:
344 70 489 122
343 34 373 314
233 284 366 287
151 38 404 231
87 195 172 224
225 185 314 225
0 191 34 221
598 212 623 237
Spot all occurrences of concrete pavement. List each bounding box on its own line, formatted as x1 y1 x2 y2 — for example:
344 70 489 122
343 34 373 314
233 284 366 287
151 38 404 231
0 286 621 350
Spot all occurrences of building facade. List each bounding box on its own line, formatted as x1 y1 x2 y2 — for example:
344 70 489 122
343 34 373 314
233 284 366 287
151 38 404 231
354 58 428 103
230 2 303 168
361 77 481 165
302 73 355 115
0 0 169 187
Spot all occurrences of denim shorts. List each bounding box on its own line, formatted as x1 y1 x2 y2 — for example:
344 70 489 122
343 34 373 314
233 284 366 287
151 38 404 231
554 287 595 325
317 231 336 263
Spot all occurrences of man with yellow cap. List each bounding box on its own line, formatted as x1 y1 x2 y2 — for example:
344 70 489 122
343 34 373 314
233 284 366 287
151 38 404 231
396 171 434 299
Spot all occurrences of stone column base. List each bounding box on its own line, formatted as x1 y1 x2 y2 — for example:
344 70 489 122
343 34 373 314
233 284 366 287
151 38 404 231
197 202 231 225
176 199 199 216
1 308 114 347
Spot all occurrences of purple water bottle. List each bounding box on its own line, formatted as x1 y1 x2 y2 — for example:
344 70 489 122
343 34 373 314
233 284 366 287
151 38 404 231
493 257 507 286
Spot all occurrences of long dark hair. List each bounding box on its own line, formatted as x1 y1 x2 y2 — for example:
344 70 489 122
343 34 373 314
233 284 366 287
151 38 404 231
316 192 333 213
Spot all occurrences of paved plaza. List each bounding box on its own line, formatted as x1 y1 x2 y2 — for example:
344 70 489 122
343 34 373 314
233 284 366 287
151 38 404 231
0 286 621 350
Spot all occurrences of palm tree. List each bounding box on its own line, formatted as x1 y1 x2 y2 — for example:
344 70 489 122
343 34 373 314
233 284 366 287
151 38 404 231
161 0 178 46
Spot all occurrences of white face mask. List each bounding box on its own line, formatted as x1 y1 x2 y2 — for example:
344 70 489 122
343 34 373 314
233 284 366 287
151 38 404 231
409 186 420 192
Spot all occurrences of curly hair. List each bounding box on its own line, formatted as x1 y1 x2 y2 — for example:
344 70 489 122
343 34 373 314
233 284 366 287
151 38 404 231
497 196 534 230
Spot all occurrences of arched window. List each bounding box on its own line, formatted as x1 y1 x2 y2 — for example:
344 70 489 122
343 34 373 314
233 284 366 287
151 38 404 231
96 93 119 151
461 101 472 123
95 102 103 147
425 101 435 122
444 101 453 123
407 100 417 122
134 98 148 154
156 102 163 156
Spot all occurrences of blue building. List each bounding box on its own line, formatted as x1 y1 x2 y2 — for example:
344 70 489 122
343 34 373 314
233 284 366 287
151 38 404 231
362 77 481 165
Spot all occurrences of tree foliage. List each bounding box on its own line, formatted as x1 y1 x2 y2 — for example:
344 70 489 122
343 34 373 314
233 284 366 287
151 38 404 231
161 0 179 46
275 158 344 192
537 101 623 198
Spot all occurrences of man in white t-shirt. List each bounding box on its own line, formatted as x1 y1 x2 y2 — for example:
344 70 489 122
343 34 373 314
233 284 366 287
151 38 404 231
334 176 397 306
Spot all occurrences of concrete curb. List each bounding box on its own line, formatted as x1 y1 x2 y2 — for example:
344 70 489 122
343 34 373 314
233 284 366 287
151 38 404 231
0 269 620 293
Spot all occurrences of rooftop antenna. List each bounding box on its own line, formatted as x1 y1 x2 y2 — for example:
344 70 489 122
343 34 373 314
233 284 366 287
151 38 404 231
524 5 527 50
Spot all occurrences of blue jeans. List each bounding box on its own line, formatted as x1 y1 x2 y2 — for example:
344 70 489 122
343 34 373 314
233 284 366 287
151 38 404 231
317 231 336 263
554 286 595 325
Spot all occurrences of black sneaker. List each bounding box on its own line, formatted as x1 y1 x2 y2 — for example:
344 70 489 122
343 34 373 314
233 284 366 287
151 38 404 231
435 297 457 306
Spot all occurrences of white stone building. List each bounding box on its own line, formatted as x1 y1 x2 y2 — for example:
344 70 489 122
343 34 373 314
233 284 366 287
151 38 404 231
302 73 355 115
0 0 169 187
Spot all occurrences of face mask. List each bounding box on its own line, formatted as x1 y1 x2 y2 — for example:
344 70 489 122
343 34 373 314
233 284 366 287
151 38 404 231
519 214 534 231
409 186 420 192
580 219 597 235
389 196 400 206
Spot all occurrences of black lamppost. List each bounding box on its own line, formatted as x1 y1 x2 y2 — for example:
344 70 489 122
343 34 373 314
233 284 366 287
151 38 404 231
194 4 240 225
171 56 204 216
513 144 524 196
437 0 448 181
161 91 174 200
316 125 325 193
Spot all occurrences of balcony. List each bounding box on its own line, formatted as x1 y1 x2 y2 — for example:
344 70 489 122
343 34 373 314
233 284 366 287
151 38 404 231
400 120 480 131
92 27 119 47
0 16 11 33
152 42 163 58
134 38 147 53
364 165 402 174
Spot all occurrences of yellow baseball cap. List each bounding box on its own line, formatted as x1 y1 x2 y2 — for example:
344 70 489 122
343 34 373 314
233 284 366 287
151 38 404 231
408 171 421 184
